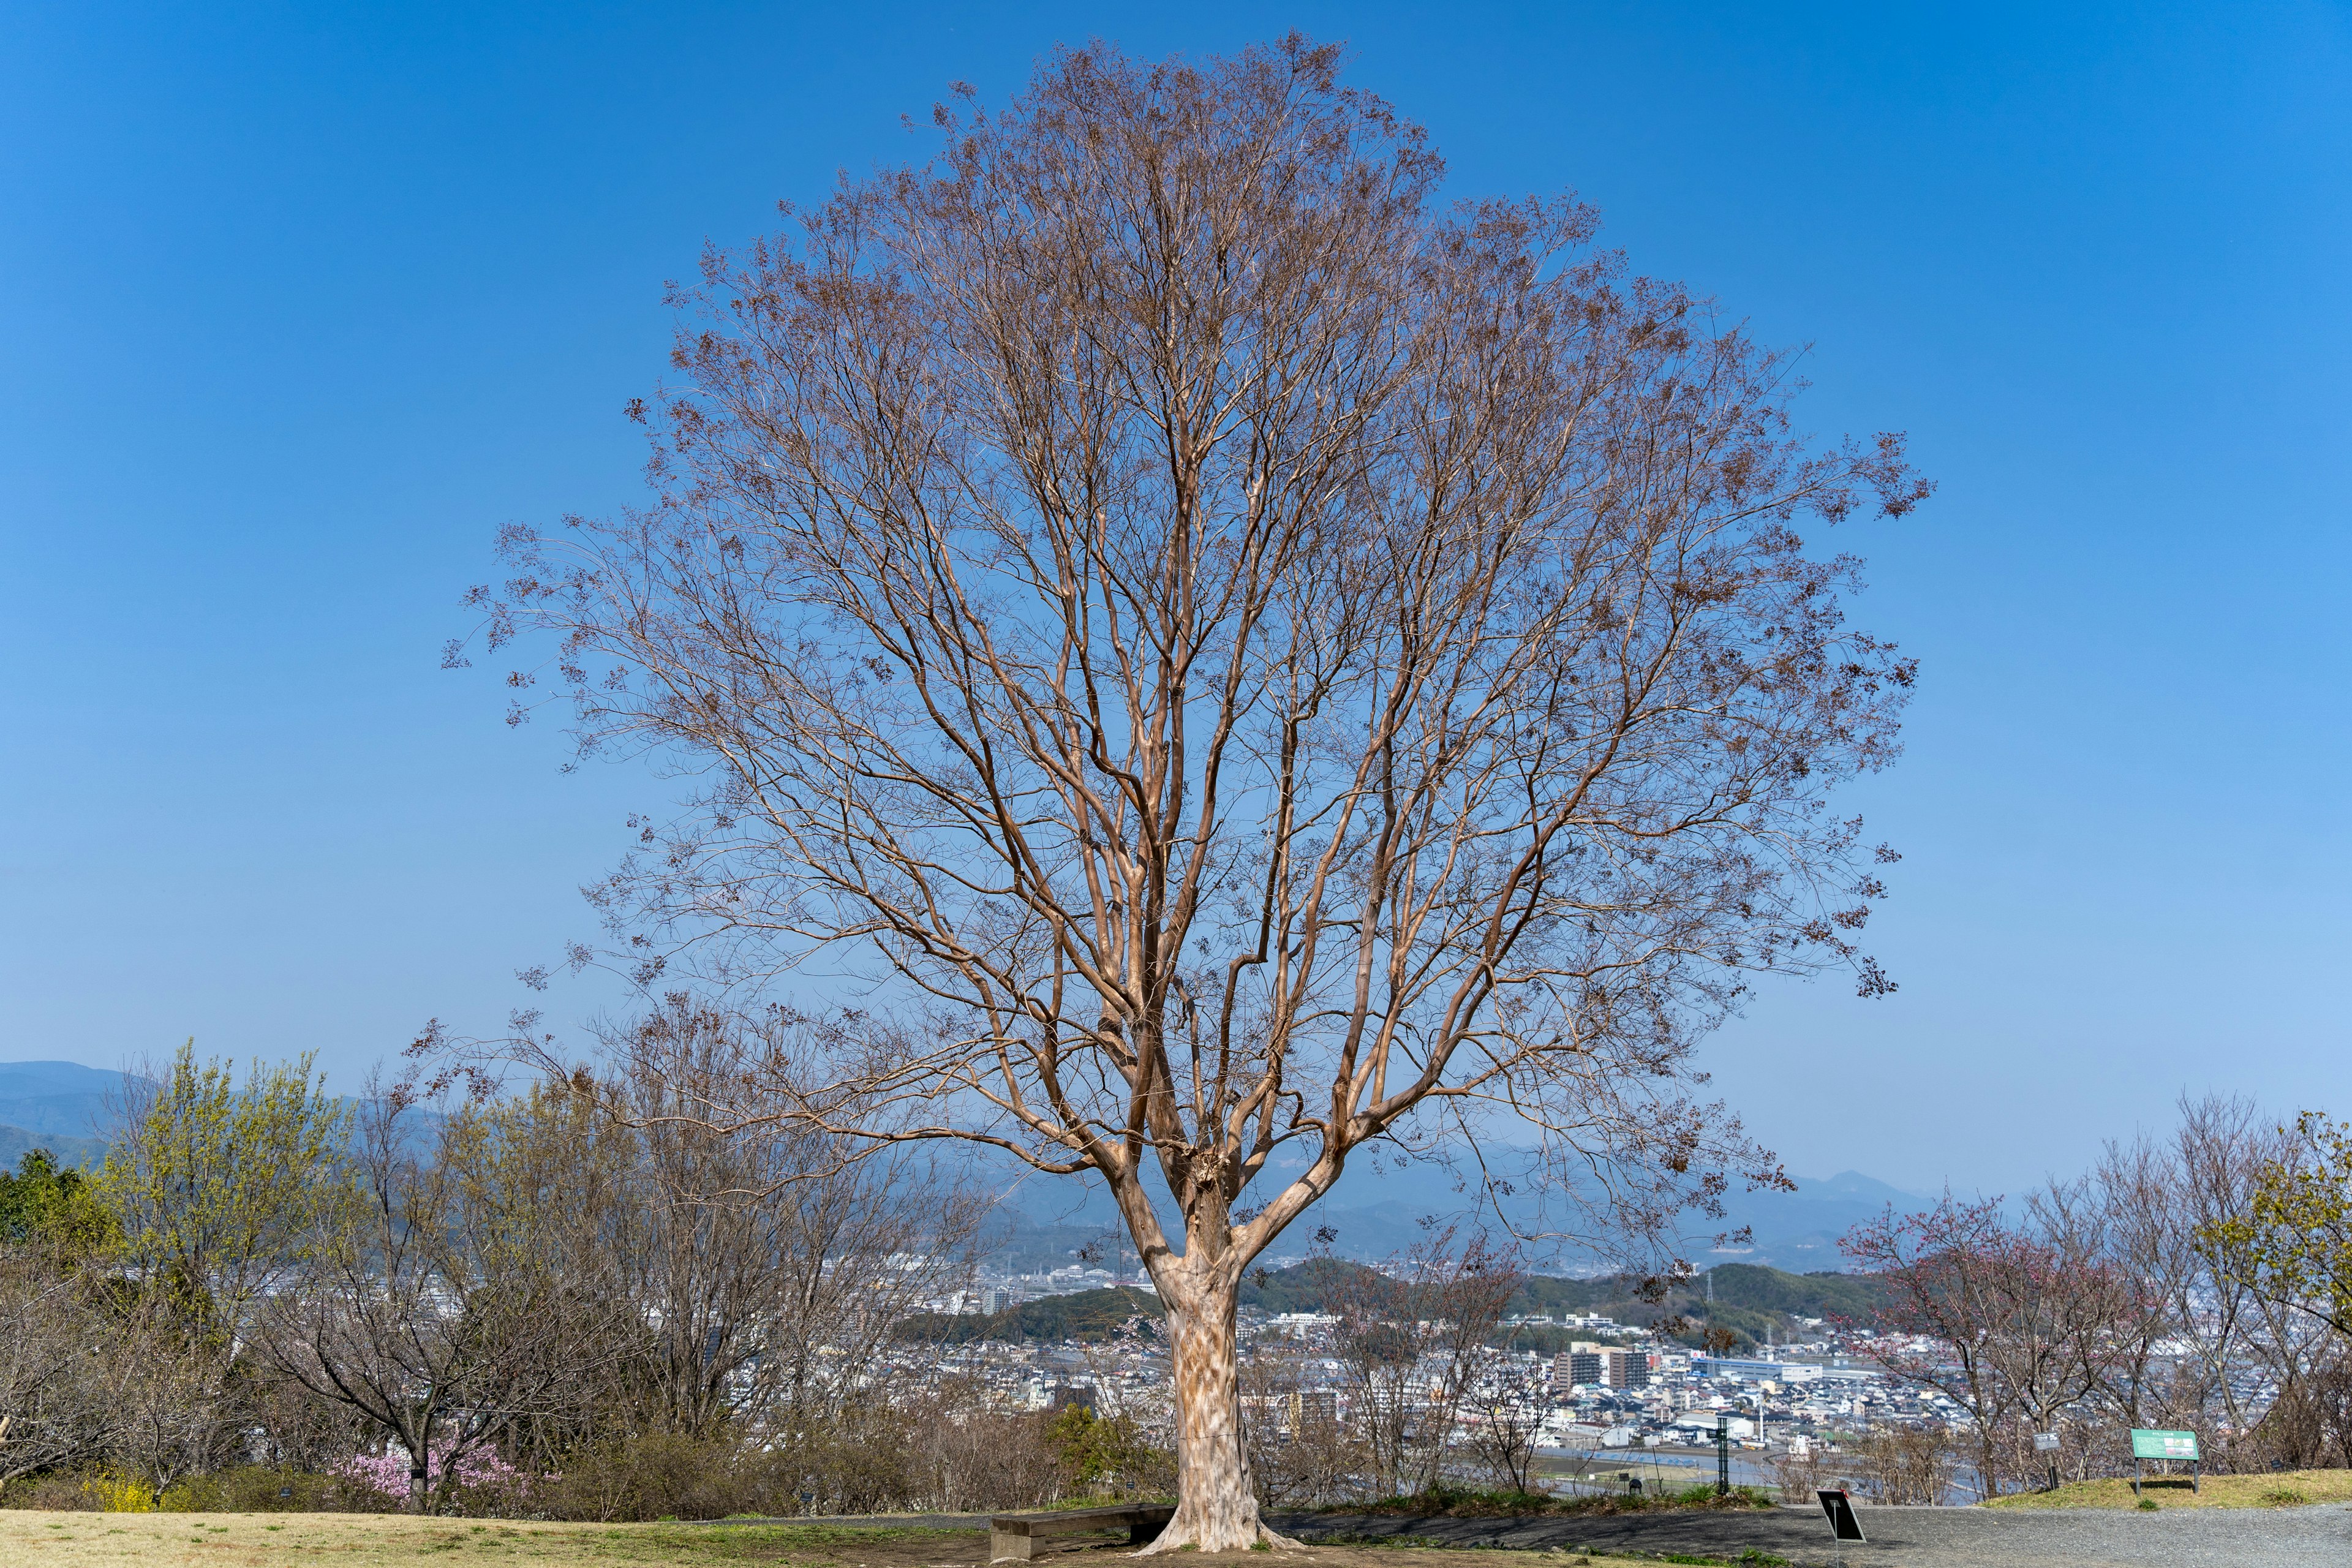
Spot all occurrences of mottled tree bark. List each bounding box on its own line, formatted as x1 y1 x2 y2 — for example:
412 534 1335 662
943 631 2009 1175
1148 1265 1294 1552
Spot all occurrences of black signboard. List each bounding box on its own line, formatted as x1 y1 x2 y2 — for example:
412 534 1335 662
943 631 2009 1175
1816 1488 1866 1542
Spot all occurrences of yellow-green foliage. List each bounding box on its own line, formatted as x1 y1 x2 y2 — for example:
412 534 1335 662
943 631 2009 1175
93 1042 347 1343
0 1149 116 1256
2200 1112 2352 1335
83 1472 157 1512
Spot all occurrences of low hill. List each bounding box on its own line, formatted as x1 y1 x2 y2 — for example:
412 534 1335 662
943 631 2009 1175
1684 1262 1885 1321
0 1123 108 1172
1238 1255 1384 1312
1242 1257 1878 1316
1241 1258 1887 1351
898 1286 1166 1344
907 1258 1884 1348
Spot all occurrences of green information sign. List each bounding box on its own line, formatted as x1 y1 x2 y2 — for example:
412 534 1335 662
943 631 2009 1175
2130 1429 2199 1461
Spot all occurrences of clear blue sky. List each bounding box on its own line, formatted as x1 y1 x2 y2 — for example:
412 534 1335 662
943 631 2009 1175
3 2 2345 1197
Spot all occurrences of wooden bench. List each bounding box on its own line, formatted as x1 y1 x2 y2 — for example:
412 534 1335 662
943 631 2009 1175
989 1504 1174 1561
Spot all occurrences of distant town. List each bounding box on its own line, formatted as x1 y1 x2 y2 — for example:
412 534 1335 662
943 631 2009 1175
908 1256 1947 1488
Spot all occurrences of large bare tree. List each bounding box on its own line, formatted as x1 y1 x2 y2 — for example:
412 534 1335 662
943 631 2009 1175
461 36 1926 1547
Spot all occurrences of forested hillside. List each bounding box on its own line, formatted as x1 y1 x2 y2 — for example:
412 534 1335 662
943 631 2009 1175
898 1286 1167 1344
901 1260 1888 1350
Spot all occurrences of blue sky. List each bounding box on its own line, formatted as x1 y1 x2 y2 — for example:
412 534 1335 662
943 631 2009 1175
2 2 2346 1197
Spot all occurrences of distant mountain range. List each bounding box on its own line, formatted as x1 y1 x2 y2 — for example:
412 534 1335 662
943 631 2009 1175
0 1060 130 1170
1694 1168 1929 1271
974 1144 1928 1273
0 1056 1930 1269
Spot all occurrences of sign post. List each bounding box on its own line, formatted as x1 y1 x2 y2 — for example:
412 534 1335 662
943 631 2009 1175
1817 1488 1864 1568
2033 1430 2059 1493
2128 1429 2200 1497
1714 1414 1730 1496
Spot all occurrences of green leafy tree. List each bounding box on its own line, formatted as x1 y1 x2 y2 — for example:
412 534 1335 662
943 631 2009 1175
0 1148 116 1257
2204 1112 2352 1336
91 1042 348 1494
1049 1403 1169 1499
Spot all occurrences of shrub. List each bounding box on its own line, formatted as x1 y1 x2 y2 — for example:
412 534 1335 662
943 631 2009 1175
0 1472 99 1510
1047 1405 1175 1499
535 1431 761 1522
85 1471 157 1512
155 1466 365 1513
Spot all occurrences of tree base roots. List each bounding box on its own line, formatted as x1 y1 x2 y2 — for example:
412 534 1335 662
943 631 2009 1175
1136 1523 1305 1555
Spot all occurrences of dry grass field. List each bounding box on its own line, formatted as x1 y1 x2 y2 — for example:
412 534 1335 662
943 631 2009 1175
0 1515 1699 1568
1981 1467 2352 1510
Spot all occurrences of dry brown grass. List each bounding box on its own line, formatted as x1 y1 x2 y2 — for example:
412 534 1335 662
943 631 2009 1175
1981 1468 2352 1510
0 1514 1637 1568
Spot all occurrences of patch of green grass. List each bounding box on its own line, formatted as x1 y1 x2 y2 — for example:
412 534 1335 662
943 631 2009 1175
608 1523 978 1562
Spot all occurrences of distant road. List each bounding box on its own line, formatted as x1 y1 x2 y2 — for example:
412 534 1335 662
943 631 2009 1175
1537 1442 1782 1494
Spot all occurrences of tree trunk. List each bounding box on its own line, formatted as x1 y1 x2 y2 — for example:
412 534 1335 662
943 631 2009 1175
1144 1273 1295 1553
409 1427 431 1515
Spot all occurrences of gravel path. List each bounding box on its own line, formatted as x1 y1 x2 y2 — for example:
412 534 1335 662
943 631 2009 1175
1276 1503 2352 1567
705 1505 2352 1566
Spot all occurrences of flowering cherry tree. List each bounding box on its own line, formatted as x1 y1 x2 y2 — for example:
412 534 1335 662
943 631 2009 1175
334 1449 530 1508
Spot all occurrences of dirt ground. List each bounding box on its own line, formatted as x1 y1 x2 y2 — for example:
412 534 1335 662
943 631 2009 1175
15 1504 2352 1568
0 1515 1673 1568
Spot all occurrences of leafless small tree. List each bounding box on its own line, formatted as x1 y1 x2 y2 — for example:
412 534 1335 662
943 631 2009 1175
2053 1095 2291 1471
2176 1102 2347 1471
1241 1348 1362 1508
460 34 1926 1546
0 1248 123 1484
2026 1094 2342 1476
1765 1438 1831 1504
1328 1229 1520 1498
1843 1193 2142 1499
1845 1425 1954 1506
1464 1389 1545 1495
587 998 984 1444
255 1084 624 1512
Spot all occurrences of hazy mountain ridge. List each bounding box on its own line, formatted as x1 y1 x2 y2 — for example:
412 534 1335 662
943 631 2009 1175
0 1061 131 1169
0 1060 445 1173
0 1059 1931 1265
975 1145 1929 1272
0 1122 108 1171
